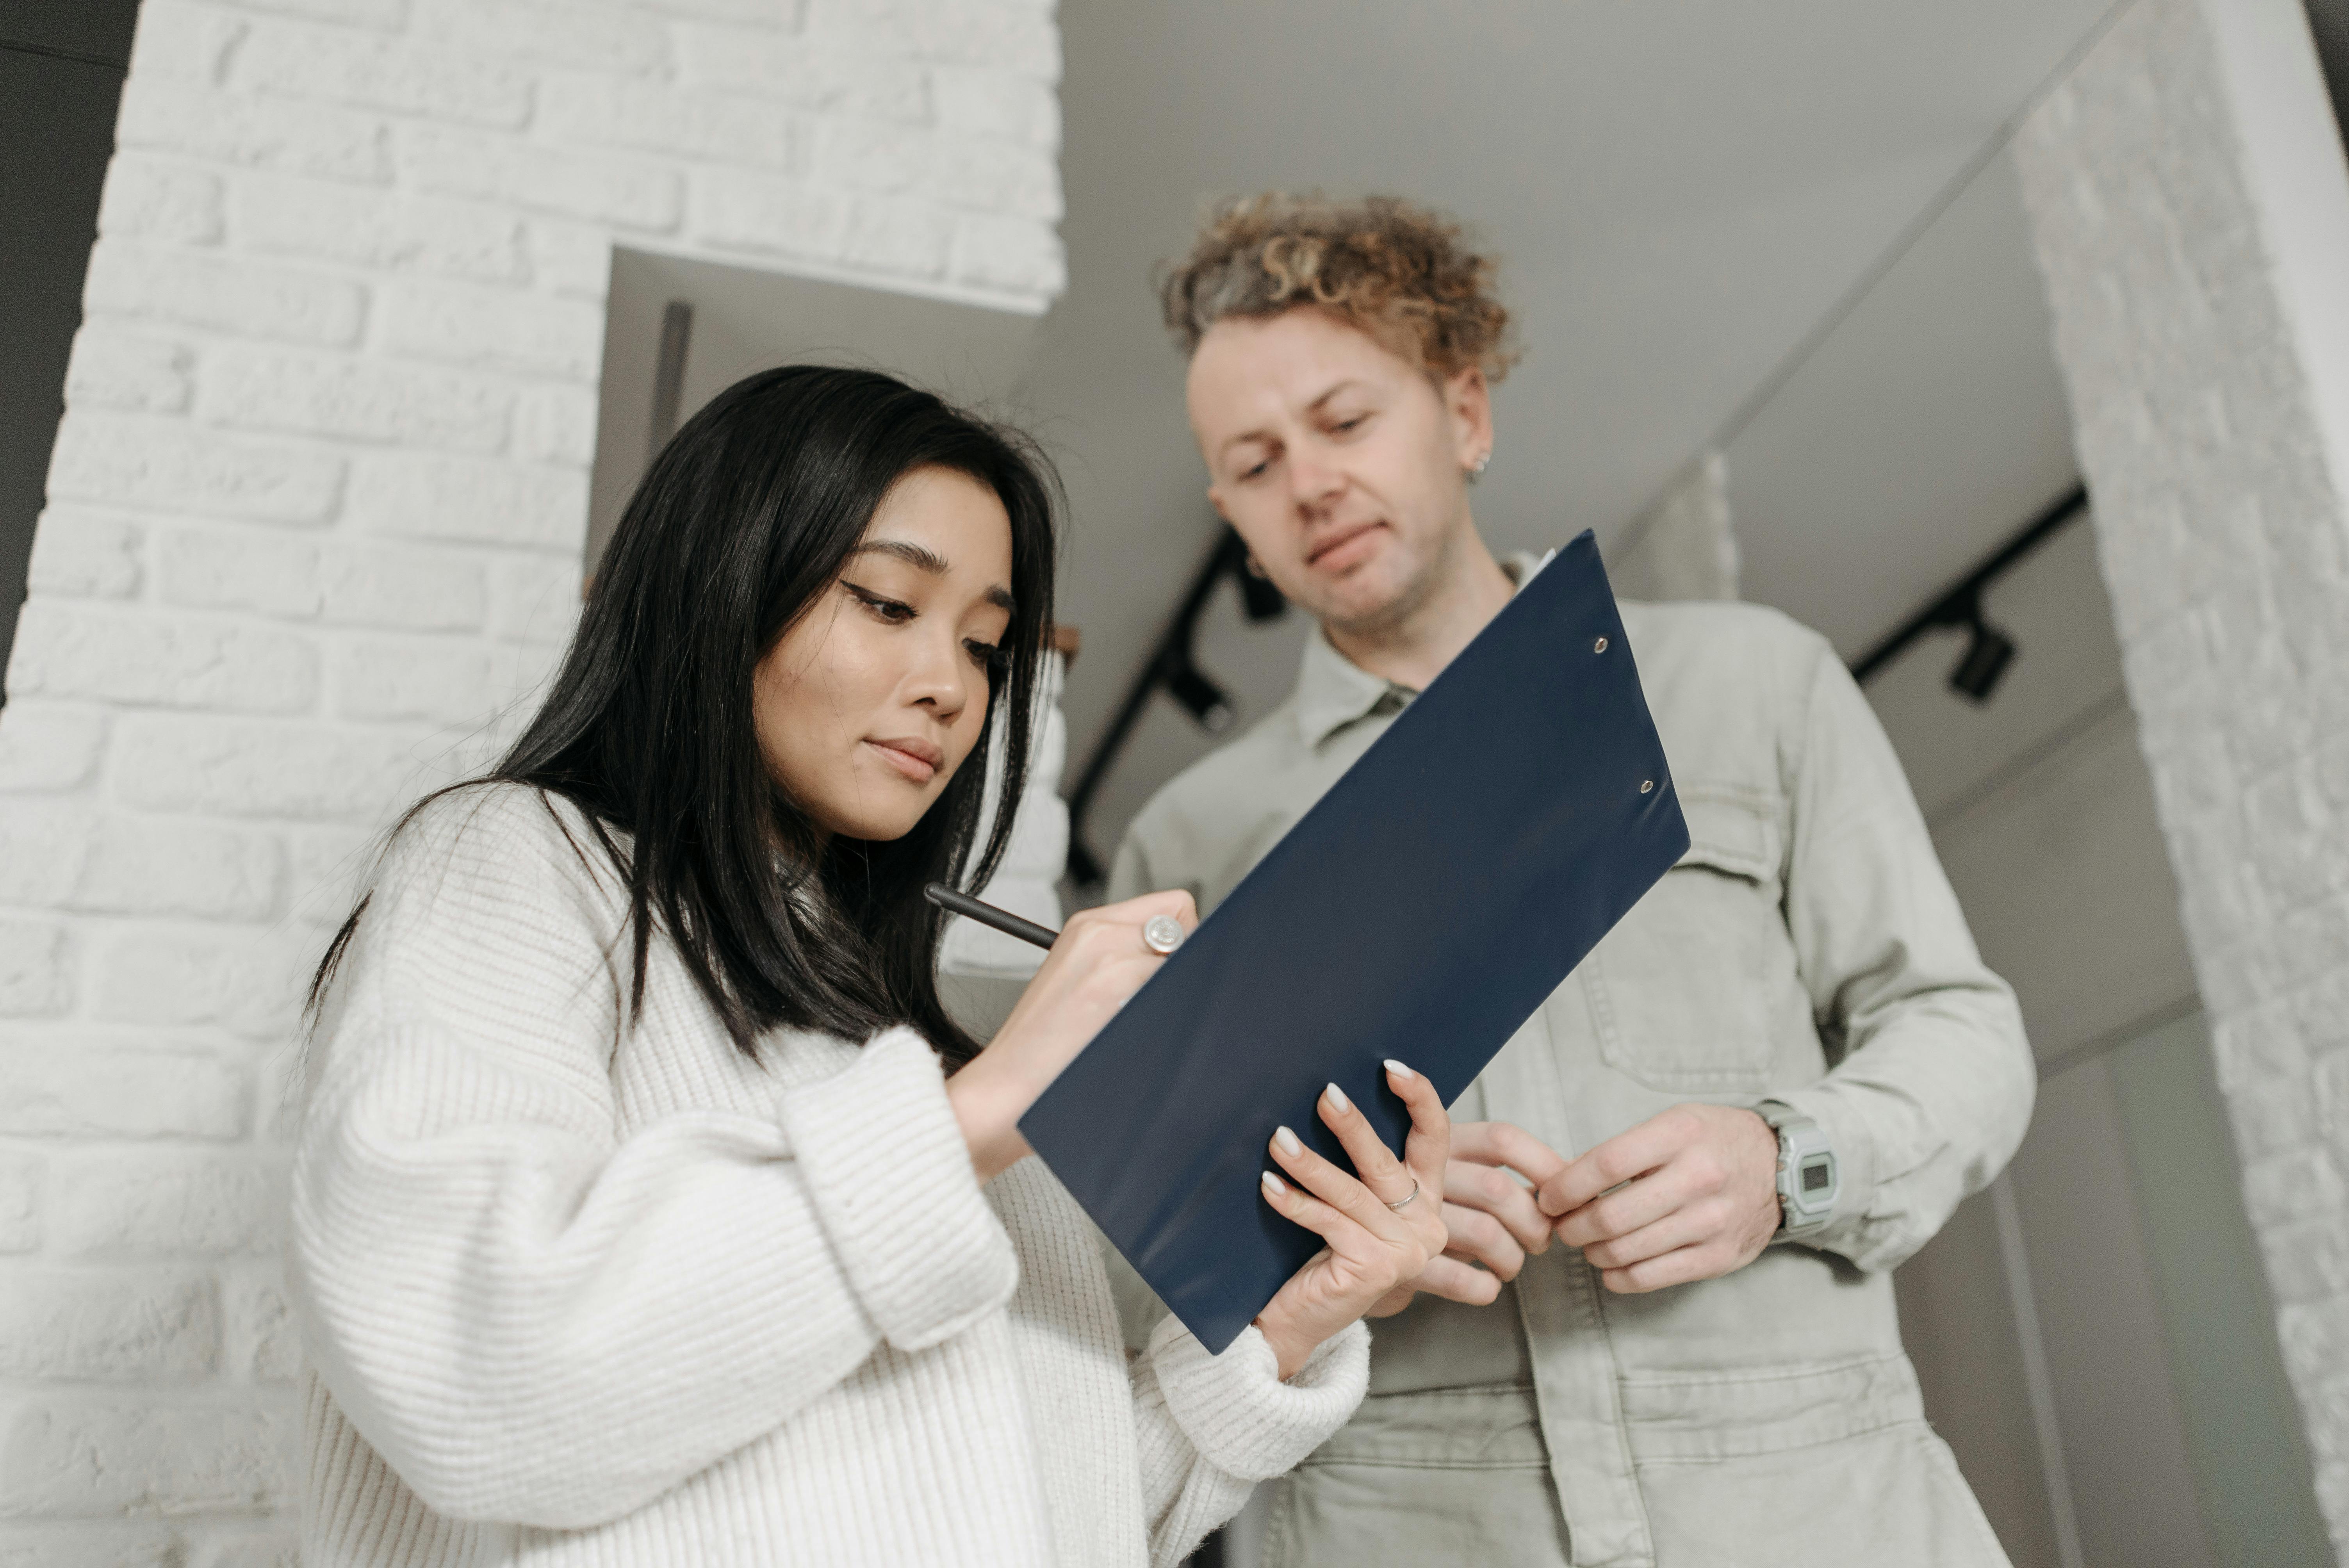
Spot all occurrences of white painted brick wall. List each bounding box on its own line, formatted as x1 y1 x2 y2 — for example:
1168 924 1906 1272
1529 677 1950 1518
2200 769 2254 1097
0 0 1063 1557
2014 0 2349 1554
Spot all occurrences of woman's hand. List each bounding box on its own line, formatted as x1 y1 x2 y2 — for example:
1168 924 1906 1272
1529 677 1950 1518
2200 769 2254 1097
945 889 1197 1183
1365 1120 1570 1314
1252 1061 1452 1380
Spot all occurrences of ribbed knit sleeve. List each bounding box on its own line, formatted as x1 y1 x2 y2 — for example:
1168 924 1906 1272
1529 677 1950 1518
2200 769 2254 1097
1131 1317 1370 1568
777 1028 1018 1351
287 786 1017 1531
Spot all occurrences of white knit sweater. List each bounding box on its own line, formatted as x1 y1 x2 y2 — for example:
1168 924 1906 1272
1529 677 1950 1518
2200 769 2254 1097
289 785 1367 1567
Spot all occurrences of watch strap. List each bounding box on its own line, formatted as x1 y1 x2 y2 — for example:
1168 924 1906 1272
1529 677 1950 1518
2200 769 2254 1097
1756 1103 1838 1241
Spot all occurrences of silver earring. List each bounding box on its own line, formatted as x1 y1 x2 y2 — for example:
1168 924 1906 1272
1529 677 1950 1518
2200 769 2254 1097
1470 451 1491 478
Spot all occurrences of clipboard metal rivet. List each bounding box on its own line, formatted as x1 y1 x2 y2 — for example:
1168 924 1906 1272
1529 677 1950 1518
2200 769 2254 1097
1593 636 1609 653
1640 780 1654 793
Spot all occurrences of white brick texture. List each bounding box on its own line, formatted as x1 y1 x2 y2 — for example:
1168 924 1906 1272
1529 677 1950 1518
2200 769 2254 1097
2015 0 2349 1555
0 0 1064 1555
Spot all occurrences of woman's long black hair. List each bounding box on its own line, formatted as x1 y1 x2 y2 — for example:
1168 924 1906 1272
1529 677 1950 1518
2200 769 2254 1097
309 365 1059 1069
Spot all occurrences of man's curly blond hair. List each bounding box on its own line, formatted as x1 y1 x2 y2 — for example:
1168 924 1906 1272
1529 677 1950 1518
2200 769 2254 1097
1158 194 1519 382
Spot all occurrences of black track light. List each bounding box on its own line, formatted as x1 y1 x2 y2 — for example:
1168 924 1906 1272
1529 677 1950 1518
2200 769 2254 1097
1166 662 1235 732
1062 523 1292 886
1948 614 2017 703
1851 483 2085 696
1237 565 1287 623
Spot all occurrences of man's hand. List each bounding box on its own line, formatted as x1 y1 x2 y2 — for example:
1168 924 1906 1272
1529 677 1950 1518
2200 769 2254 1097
1537 1105 1781 1294
1368 1121 1570 1315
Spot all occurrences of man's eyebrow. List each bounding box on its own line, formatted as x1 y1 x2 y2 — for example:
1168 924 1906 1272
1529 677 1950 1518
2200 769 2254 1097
1305 378 1366 415
850 538 1016 613
1215 379 1368 461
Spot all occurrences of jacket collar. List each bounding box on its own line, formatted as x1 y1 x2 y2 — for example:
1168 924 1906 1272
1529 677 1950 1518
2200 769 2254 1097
1289 549 1547 749
1290 629 1401 748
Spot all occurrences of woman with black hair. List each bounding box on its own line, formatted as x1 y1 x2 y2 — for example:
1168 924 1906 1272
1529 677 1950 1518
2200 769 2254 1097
289 366 1451 1568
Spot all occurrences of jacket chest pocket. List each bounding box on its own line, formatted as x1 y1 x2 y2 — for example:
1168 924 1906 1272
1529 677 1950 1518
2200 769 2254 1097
1586 793 1785 1095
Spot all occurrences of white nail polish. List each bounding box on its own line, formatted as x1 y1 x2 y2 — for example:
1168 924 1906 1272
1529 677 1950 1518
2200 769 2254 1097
1262 1170 1289 1197
1324 1082 1351 1114
1274 1125 1302 1156
1383 1058 1415 1080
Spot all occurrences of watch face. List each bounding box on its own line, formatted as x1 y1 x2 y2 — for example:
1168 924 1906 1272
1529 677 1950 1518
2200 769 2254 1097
1801 1159 1832 1194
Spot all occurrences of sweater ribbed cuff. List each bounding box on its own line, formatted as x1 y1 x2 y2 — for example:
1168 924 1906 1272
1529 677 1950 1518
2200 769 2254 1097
776 1026 1018 1352
1146 1316 1369 1483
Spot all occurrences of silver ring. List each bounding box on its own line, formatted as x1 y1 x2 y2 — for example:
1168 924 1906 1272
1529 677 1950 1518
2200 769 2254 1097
1142 915 1187 955
1385 1180 1420 1211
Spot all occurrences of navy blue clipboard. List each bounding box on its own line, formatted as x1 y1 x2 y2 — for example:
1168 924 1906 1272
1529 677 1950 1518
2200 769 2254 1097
1020 531 1689 1354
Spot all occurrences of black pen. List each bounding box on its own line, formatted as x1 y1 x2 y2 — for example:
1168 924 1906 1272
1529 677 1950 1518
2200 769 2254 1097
923 882 1060 951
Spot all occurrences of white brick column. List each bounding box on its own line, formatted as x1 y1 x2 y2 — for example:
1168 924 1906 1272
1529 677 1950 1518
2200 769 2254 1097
2014 0 2349 1550
0 1 1063 1559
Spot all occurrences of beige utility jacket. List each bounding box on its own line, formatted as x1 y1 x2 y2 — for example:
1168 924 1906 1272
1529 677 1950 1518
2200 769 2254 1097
1108 589 2034 1567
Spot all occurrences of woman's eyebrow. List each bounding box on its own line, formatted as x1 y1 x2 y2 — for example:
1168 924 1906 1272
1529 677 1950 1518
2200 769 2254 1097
851 538 951 575
851 538 1015 613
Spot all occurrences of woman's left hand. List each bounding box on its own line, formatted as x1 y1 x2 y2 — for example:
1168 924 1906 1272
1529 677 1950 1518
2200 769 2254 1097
1251 1060 1452 1379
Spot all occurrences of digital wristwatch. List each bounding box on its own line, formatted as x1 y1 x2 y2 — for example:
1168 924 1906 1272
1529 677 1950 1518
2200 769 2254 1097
1757 1102 1838 1242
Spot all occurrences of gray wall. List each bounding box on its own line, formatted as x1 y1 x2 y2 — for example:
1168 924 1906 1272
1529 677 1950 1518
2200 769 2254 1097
0 1 139 698
1025 1 2117 878
586 248 1041 578
1871 520 2328 1567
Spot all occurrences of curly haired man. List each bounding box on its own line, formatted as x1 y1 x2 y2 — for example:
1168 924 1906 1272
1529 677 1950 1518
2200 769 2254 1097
1106 194 2034 1568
